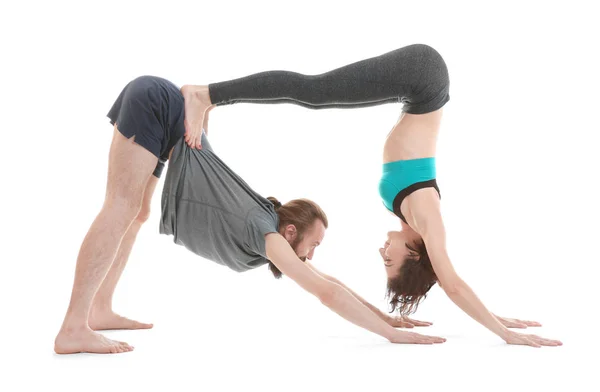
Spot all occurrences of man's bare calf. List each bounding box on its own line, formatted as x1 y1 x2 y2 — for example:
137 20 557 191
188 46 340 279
87 174 159 331
54 127 158 354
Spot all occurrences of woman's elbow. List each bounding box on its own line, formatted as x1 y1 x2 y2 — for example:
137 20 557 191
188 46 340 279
440 276 465 296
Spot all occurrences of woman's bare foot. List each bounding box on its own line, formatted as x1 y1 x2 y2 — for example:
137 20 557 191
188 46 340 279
54 327 133 354
89 310 153 331
180 84 214 149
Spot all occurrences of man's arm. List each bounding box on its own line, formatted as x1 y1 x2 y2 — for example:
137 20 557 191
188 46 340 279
265 233 396 339
304 261 392 322
304 262 433 328
265 233 445 344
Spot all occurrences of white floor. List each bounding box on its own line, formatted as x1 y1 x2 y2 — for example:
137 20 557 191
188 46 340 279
39 330 593 392
7 297 597 391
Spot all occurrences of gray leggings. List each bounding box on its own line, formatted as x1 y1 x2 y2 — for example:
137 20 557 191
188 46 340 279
208 44 450 115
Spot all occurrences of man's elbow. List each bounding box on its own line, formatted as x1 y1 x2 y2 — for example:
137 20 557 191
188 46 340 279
316 283 339 307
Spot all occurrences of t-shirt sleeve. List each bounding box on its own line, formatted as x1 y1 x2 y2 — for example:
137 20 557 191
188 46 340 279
245 208 279 258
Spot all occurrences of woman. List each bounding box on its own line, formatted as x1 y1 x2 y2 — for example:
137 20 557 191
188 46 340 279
180 44 562 348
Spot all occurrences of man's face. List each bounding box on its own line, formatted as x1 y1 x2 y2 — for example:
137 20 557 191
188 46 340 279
286 220 326 261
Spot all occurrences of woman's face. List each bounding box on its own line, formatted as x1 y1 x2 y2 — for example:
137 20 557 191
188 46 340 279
379 230 420 278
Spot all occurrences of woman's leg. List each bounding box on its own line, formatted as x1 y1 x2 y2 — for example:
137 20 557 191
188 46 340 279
208 43 449 113
182 44 449 148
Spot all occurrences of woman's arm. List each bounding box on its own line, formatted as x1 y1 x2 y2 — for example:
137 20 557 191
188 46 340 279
405 195 561 347
264 233 445 344
407 195 510 339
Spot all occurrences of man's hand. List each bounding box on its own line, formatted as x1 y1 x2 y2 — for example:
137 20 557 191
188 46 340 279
386 315 433 328
388 330 445 344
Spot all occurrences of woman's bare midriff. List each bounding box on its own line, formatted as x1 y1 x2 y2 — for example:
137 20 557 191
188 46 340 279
383 109 442 163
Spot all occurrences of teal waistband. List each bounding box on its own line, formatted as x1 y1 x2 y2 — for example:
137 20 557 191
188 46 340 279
382 157 436 174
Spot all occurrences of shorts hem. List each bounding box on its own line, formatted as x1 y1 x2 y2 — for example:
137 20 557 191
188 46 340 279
113 122 162 159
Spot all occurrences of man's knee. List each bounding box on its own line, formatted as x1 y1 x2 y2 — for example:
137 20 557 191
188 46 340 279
104 197 143 226
135 207 151 224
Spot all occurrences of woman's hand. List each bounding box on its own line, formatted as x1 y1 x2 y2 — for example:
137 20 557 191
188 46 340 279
387 315 433 328
495 315 542 329
388 330 445 344
503 330 562 347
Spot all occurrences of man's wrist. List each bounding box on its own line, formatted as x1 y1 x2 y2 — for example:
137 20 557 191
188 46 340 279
496 325 512 341
382 324 399 341
380 312 393 323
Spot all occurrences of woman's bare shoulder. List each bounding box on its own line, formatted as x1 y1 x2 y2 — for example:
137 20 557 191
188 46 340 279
403 188 443 236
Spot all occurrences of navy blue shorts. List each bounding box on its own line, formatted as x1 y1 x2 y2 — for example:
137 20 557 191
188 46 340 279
107 76 186 178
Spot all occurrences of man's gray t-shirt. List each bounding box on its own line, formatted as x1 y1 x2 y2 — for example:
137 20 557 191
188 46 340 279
159 132 279 272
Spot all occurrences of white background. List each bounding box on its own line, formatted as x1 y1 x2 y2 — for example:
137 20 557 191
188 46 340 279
1 0 598 391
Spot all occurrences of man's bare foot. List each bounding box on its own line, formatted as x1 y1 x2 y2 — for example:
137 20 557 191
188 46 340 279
54 327 133 354
89 310 153 331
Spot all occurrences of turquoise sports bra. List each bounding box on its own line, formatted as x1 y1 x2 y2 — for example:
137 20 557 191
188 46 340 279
378 157 441 224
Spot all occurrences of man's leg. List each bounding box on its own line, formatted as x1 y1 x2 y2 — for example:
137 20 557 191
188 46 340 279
89 174 159 330
54 126 158 354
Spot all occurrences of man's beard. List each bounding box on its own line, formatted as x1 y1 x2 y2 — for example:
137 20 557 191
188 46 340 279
290 235 306 261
